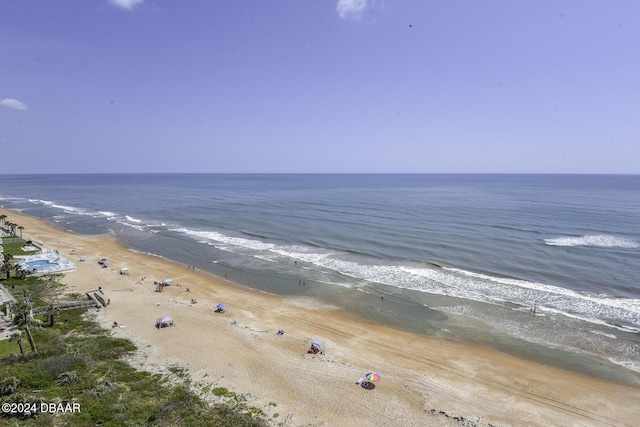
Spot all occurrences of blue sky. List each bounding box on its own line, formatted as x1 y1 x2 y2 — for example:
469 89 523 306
1 0 638 174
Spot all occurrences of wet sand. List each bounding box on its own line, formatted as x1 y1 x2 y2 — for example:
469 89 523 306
3 208 639 426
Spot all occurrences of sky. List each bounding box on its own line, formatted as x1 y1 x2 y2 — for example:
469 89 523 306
1 0 639 174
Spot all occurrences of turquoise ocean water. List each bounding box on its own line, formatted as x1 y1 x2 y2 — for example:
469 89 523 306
1 174 639 385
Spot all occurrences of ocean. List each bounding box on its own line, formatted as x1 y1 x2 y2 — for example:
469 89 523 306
1 174 639 385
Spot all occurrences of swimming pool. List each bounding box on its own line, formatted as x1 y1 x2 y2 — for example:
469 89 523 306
24 260 58 271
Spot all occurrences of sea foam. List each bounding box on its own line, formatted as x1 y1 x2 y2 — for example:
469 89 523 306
545 234 639 248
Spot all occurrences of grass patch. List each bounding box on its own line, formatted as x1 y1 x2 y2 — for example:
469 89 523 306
0 239 34 256
2 275 55 307
213 386 229 396
0 339 18 358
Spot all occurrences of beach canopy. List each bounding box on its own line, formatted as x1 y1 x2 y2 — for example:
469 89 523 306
162 278 173 285
156 316 175 328
309 338 325 353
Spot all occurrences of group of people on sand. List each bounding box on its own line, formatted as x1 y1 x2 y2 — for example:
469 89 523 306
307 343 322 354
355 377 373 389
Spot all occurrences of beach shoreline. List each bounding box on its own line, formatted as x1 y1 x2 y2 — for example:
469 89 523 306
3 208 639 427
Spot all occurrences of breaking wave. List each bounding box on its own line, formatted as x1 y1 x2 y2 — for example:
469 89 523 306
545 235 639 249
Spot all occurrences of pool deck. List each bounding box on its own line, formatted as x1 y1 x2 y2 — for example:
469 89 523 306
15 251 76 277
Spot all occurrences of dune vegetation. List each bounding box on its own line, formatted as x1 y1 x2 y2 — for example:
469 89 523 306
0 272 273 427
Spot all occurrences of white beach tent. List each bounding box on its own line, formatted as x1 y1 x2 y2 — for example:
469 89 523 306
156 316 175 328
162 278 173 285
120 267 129 275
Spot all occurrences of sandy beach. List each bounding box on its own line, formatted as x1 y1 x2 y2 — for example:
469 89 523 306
3 208 639 427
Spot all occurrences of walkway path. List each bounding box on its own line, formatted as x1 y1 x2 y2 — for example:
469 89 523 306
0 283 16 306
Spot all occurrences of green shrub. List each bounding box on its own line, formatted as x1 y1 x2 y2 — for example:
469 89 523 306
17 367 53 389
212 387 229 396
35 354 86 378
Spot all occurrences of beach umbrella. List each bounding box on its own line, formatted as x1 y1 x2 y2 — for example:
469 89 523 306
217 303 227 310
365 372 381 382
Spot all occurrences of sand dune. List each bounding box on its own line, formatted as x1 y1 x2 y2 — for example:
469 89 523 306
3 208 639 427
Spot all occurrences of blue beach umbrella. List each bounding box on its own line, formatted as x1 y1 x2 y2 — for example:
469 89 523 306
217 303 227 310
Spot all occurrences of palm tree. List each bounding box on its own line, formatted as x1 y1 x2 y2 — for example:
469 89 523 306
3 253 14 279
9 331 24 354
0 377 19 395
0 214 6 227
17 225 24 238
45 304 60 327
1 261 10 280
56 370 79 400
12 300 41 354
14 263 28 279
